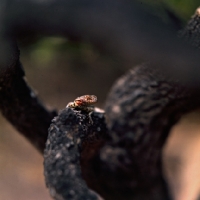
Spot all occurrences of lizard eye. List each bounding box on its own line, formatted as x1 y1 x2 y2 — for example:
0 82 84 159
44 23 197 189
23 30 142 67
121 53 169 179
74 99 83 106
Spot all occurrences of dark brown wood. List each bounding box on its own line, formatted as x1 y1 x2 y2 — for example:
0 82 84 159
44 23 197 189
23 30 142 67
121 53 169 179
2 0 200 87
44 108 107 200
0 42 56 153
1 2 200 200
180 7 200 48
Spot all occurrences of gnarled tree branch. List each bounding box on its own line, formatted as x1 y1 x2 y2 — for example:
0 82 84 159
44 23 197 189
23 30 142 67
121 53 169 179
0 42 56 152
44 107 107 200
1 0 200 87
1 2 200 200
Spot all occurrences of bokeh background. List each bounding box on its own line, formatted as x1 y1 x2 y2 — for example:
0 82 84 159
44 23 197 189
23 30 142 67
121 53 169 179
0 1 200 200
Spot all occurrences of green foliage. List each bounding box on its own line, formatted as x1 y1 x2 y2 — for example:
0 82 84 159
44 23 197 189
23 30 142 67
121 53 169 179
139 0 199 21
20 37 92 68
163 0 199 20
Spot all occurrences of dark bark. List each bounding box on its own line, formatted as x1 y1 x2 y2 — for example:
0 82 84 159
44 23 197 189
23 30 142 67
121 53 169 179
101 65 199 199
1 2 200 200
0 42 56 153
44 64 200 200
1 0 200 87
44 107 107 200
180 7 200 48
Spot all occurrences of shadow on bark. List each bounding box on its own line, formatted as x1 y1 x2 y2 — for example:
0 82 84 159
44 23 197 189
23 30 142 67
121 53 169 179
0 1 200 200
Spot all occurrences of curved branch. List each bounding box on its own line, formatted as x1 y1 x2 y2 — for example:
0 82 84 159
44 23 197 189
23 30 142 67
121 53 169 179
2 0 200 87
0 2 200 154
0 41 56 153
44 107 107 200
98 64 200 199
1 3 200 199
44 64 200 200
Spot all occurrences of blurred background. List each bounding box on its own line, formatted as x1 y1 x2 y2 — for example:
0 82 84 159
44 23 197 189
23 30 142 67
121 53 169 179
0 0 200 200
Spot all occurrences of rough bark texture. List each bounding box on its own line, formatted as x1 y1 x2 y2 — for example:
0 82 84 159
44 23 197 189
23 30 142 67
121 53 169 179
43 8 200 198
101 65 199 200
44 64 200 200
44 108 107 200
0 2 200 200
180 7 200 48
